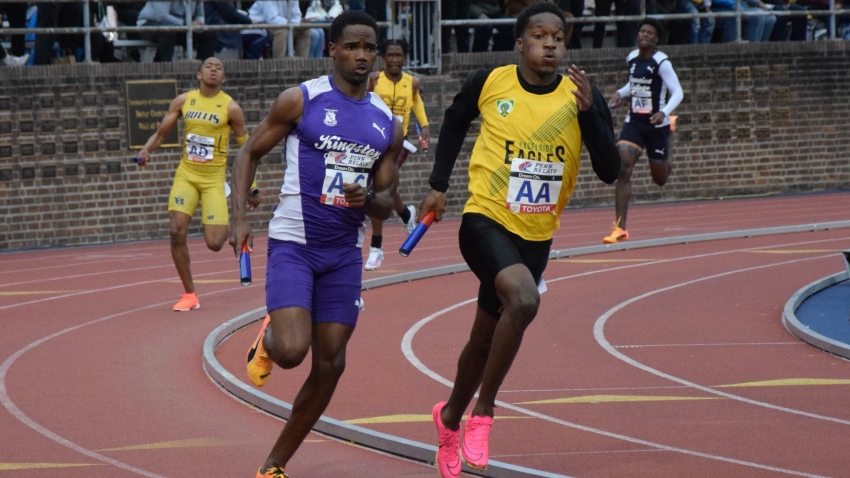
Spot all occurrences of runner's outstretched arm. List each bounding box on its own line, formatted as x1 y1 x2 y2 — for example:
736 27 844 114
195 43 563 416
421 69 489 221
570 65 620 185
230 87 302 255
137 93 187 162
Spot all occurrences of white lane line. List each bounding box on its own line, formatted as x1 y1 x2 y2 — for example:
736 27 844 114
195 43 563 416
402 237 850 477
499 386 691 393
593 254 850 427
614 342 805 348
493 449 664 458
0 264 245 311
0 257 228 290
401 300 828 478
0 287 244 478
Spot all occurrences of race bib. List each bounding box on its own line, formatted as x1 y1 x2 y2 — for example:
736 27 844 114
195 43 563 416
505 158 563 215
631 96 652 115
320 151 375 207
186 133 215 163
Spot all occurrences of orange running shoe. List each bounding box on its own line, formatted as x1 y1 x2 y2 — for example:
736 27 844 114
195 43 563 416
173 293 199 311
256 463 288 478
602 219 630 244
247 315 274 387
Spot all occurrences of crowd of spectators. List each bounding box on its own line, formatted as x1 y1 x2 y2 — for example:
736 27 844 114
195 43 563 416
1 0 848 67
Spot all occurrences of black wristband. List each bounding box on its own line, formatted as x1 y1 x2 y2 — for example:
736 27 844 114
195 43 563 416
365 188 376 207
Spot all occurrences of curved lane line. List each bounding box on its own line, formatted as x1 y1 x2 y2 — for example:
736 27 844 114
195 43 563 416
402 242 850 477
593 254 850 426
0 287 243 478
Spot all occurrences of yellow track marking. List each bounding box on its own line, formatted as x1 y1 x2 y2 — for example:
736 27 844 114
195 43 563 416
554 259 657 263
0 463 101 470
0 291 80 296
715 378 850 388
518 395 720 405
97 437 230 451
345 414 531 425
746 250 839 254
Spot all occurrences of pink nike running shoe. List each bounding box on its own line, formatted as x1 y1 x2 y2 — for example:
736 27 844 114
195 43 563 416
432 401 462 478
461 414 493 470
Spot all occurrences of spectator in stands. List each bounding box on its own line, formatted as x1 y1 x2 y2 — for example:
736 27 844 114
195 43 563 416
470 0 517 51
248 0 316 58
442 0 471 53
712 0 776 42
592 0 641 48
766 0 807 41
797 0 847 38
113 2 145 61
137 1 216 62
0 43 28 67
559 0 584 48
33 2 83 65
0 3 28 59
204 1 255 60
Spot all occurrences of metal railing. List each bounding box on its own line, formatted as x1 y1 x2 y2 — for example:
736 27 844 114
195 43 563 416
1 0 845 66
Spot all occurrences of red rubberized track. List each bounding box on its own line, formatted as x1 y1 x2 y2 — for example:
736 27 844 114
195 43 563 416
2 192 850 477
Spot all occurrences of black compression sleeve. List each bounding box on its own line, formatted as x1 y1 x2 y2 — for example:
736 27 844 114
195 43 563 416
578 85 621 185
429 68 491 193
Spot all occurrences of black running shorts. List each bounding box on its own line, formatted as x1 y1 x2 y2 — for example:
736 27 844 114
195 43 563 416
458 213 552 320
619 121 671 162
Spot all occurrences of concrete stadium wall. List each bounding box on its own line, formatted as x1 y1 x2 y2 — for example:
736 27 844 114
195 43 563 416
1 41 848 251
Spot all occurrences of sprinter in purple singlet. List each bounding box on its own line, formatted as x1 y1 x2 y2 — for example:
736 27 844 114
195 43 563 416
229 11 402 478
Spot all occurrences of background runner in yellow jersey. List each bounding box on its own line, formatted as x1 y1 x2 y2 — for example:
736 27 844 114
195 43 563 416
137 57 258 312
363 39 430 271
416 3 621 477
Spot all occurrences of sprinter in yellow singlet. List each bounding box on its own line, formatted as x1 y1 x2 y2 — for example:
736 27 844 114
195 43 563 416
362 39 430 271
416 3 621 476
137 57 257 312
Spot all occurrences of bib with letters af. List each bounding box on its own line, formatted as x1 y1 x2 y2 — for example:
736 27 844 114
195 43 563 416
463 66 583 242
624 49 671 128
180 89 233 177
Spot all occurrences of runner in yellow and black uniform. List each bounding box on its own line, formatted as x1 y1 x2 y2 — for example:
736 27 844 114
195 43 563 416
137 57 258 312
416 4 621 477
362 38 430 271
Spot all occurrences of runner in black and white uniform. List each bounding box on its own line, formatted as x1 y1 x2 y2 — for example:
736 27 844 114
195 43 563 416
603 18 683 244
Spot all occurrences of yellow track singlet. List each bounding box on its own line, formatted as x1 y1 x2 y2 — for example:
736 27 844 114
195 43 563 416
373 71 416 133
179 89 233 179
463 65 583 242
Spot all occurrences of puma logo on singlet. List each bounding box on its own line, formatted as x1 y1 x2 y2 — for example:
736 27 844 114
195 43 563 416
372 123 386 138
647 66 655 73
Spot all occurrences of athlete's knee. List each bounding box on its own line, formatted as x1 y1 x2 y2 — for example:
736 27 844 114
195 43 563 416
267 340 310 370
652 174 668 187
266 347 308 369
502 287 540 327
205 236 225 252
313 351 347 382
169 227 187 247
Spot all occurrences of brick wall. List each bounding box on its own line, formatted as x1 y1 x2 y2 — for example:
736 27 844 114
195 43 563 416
1 41 849 251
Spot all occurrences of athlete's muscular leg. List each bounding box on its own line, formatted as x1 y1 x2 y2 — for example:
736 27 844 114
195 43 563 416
371 218 385 237
261 320 354 472
202 224 228 252
443 263 539 425
169 210 195 294
649 159 671 187
393 191 406 215
614 143 641 230
440 305 497 430
262 306 313 369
